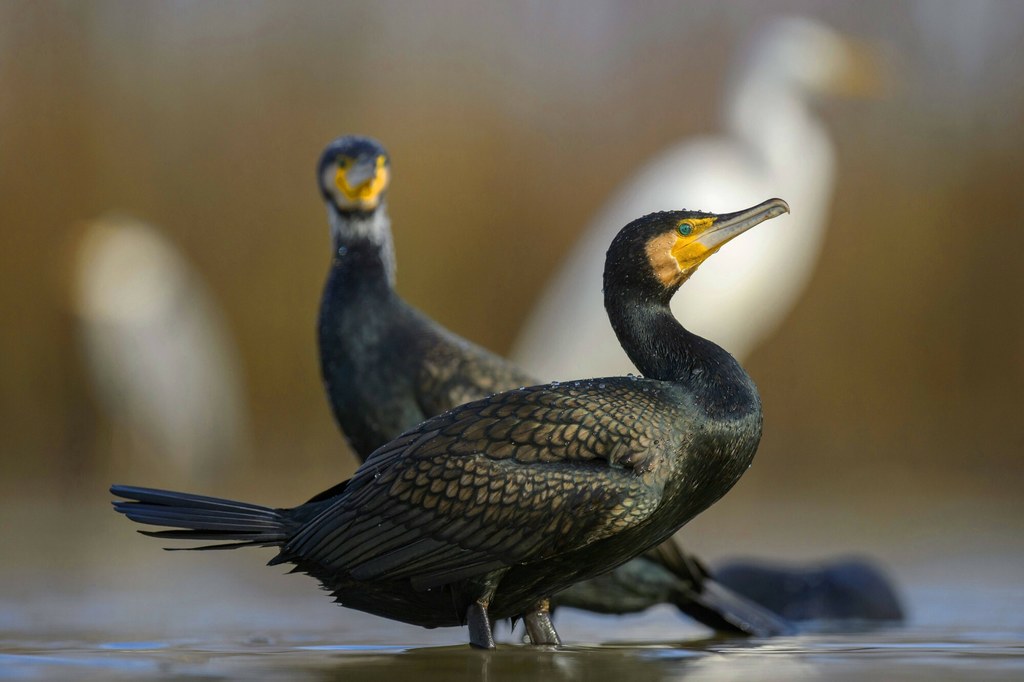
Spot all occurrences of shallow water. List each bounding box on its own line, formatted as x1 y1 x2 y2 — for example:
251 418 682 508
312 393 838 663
3 491 1022 680
4 627 1023 681
4 581 1023 682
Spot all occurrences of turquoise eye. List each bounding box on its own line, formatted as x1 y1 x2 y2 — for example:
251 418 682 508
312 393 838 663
678 223 693 236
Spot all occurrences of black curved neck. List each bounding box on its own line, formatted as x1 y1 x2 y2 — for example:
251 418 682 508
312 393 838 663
606 291 757 413
326 236 394 297
326 203 396 287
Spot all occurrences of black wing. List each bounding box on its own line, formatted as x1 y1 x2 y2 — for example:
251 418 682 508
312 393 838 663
285 378 685 590
413 324 535 418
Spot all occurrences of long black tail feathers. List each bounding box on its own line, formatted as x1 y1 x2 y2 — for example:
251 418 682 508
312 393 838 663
110 484 291 551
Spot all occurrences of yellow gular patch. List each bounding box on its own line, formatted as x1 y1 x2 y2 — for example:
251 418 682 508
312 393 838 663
645 232 686 288
334 156 390 209
670 217 718 271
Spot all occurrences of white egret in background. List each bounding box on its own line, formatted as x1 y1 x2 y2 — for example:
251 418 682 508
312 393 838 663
71 216 249 483
513 17 881 379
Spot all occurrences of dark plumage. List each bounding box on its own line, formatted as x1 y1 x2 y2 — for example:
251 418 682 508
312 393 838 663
315 136 532 458
313 136 792 636
112 198 790 648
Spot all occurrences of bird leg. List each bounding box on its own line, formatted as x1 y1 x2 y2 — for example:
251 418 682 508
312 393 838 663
464 568 507 649
467 599 496 649
523 598 561 646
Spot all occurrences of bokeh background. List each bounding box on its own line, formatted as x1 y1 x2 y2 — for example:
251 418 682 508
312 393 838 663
2 0 1023 643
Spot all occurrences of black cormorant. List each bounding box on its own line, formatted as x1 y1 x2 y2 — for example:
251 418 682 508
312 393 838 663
315 136 532 459
112 197 789 648
313 136 790 636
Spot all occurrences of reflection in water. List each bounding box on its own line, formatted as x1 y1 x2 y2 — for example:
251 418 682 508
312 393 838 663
294 645 671 682
2 630 1023 682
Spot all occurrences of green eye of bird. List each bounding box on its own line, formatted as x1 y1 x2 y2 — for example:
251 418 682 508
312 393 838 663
678 223 693 236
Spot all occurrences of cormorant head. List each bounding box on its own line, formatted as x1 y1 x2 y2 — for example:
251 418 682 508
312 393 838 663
605 198 790 302
318 136 391 214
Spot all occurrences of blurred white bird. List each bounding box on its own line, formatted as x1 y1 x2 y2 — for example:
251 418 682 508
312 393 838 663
71 216 249 483
513 17 880 379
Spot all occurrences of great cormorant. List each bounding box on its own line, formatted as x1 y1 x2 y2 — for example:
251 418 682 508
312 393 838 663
112 197 789 648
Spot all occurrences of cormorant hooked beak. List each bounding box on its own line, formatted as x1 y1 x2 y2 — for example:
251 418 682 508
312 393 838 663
668 197 790 277
694 198 790 252
342 157 380 189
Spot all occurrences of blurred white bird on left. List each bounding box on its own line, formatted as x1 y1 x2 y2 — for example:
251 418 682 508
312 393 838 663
71 216 250 484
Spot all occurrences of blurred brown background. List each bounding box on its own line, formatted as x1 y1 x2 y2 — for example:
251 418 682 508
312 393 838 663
2 0 1023 631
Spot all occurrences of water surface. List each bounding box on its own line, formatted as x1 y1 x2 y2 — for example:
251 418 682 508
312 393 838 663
4 626 1022 681
3 492 1021 680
